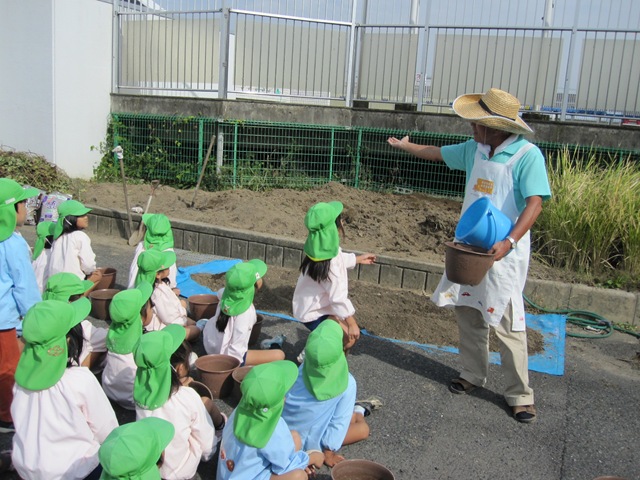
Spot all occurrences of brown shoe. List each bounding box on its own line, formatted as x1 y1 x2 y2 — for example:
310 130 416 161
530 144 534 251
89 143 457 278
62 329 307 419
513 405 537 423
449 378 478 395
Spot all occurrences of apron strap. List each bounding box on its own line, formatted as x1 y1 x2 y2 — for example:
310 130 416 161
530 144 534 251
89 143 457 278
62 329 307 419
504 142 535 166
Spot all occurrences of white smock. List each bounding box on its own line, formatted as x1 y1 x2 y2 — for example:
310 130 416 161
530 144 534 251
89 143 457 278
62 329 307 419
128 242 178 288
432 143 534 330
47 230 97 280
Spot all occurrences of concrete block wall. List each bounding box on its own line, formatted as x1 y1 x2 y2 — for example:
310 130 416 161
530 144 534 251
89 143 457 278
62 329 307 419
87 206 640 326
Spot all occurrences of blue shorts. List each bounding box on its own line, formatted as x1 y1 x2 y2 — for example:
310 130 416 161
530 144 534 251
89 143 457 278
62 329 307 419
303 315 330 332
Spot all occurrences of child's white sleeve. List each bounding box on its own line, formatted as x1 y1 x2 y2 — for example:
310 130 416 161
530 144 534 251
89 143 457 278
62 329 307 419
77 232 97 275
128 243 144 288
187 389 217 460
325 257 356 320
153 284 188 326
76 369 119 443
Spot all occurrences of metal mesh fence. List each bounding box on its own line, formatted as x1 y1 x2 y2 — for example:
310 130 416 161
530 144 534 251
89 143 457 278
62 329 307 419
108 113 639 198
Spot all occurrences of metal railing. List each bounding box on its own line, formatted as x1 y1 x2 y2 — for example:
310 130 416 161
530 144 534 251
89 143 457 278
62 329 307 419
113 0 640 124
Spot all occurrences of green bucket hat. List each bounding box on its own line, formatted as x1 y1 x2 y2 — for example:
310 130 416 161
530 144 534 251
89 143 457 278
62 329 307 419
99 417 175 480
32 221 56 260
135 249 177 287
303 201 343 261
234 360 299 448
142 214 174 252
107 282 153 354
0 178 39 241
133 325 186 410
42 272 94 301
302 320 348 401
15 298 91 391
53 199 92 239
220 259 267 316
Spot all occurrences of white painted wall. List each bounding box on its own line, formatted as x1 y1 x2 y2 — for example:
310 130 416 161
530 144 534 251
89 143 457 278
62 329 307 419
0 0 112 179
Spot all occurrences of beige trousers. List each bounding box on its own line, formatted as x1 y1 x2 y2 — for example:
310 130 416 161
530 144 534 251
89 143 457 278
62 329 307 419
455 304 534 407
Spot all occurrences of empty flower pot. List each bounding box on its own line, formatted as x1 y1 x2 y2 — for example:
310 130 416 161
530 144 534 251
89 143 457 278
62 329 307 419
188 294 219 320
248 314 264 347
188 380 213 400
331 459 395 480
89 288 121 322
194 354 240 399
444 241 495 286
231 365 254 401
94 267 117 290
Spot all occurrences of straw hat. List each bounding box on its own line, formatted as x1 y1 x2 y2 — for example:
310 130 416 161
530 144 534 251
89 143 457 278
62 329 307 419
452 88 533 135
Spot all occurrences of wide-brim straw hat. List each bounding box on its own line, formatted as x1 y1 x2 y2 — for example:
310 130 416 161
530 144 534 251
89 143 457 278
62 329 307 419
452 88 533 135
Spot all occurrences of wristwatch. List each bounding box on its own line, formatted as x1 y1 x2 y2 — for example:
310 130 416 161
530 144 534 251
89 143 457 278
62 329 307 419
506 235 517 250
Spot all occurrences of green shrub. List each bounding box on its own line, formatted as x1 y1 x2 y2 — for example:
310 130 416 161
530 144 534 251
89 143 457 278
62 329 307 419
0 150 76 193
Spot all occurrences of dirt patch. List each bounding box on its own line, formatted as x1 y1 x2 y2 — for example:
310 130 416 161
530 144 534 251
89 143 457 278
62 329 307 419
192 267 545 355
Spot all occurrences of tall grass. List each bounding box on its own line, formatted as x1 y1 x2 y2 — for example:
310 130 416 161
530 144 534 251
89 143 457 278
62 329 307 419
535 147 640 280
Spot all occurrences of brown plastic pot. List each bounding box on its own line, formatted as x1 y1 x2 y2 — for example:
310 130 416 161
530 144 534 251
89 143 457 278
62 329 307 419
89 288 121 322
248 314 264 346
188 380 213 400
331 459 395 480
194 354 240 399
94 267 117 290
188 294 219 320
231 365 254 401
444 241 495 286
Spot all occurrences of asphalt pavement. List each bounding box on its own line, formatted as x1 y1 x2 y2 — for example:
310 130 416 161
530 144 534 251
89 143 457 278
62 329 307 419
2 227 639 480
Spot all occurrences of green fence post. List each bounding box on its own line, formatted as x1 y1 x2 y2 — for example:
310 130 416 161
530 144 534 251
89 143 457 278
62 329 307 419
198 119 204 181
112 114 120 167
329 128 335 182
354 129 362 189
233 122 239 189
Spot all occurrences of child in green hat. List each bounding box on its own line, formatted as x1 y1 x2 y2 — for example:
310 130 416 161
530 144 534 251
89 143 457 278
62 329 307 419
99 417 174 480
11 299 118 480
217 360 324 479
47 199 103 285
127 213 178 291
282 320 376 467
133 325 225 479
31 220 55 293
102 282 155 410
0 178 41 433
43 272 108 371
292 201 376 355
135 248 201 341
202 259 285 366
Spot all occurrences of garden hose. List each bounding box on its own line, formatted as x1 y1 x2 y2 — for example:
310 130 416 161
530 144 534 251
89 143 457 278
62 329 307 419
523 294 640 340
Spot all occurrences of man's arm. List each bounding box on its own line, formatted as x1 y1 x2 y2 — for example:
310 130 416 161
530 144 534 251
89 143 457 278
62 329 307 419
387 136 444 162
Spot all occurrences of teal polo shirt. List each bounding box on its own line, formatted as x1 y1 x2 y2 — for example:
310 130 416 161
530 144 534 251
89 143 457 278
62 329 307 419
441 135 552 214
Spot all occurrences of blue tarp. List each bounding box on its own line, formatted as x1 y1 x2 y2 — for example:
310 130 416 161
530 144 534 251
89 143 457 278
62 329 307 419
178 259 566 376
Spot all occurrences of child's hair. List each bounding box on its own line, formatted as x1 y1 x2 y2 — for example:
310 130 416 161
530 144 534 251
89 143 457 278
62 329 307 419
61 215 82 235
169 341 192 395
216 312 231 333
300 213 345 282
44 235 53 250
67 323 84 367
14 200 26 212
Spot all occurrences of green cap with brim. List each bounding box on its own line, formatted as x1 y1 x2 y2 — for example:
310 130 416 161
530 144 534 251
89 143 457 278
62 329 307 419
135 249 177 287
53 199 92 239
43 272 94 301
302 320 349 400
303 201 343 261
15 298 91 391
234 360 299 448
99 417 175 480
107 282 153 354
32 221 56 260
219 259 267 316
133 325 186 410
0 179 39 242
142 214 174 252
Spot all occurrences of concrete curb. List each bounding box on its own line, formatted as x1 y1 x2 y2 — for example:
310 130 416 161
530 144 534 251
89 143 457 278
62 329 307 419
87 206 639 326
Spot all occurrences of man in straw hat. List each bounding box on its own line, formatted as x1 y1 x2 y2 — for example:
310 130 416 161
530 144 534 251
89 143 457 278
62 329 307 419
388 88 551 423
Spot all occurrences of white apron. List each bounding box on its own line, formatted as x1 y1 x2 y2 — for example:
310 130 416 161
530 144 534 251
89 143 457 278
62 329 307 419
432 142 534 330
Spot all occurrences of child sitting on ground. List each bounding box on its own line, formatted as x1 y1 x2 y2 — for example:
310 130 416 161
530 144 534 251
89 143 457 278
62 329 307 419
282 320 377 467
135 248 201 341
134 325 224 480
292 201 376 357
127 213 178 290
217 360 324 479
202 259 285 366
101 282 154 410
11 299 118 480
42 272 107 371
47 199 103 285
99 417 174 480
31 220 55 293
